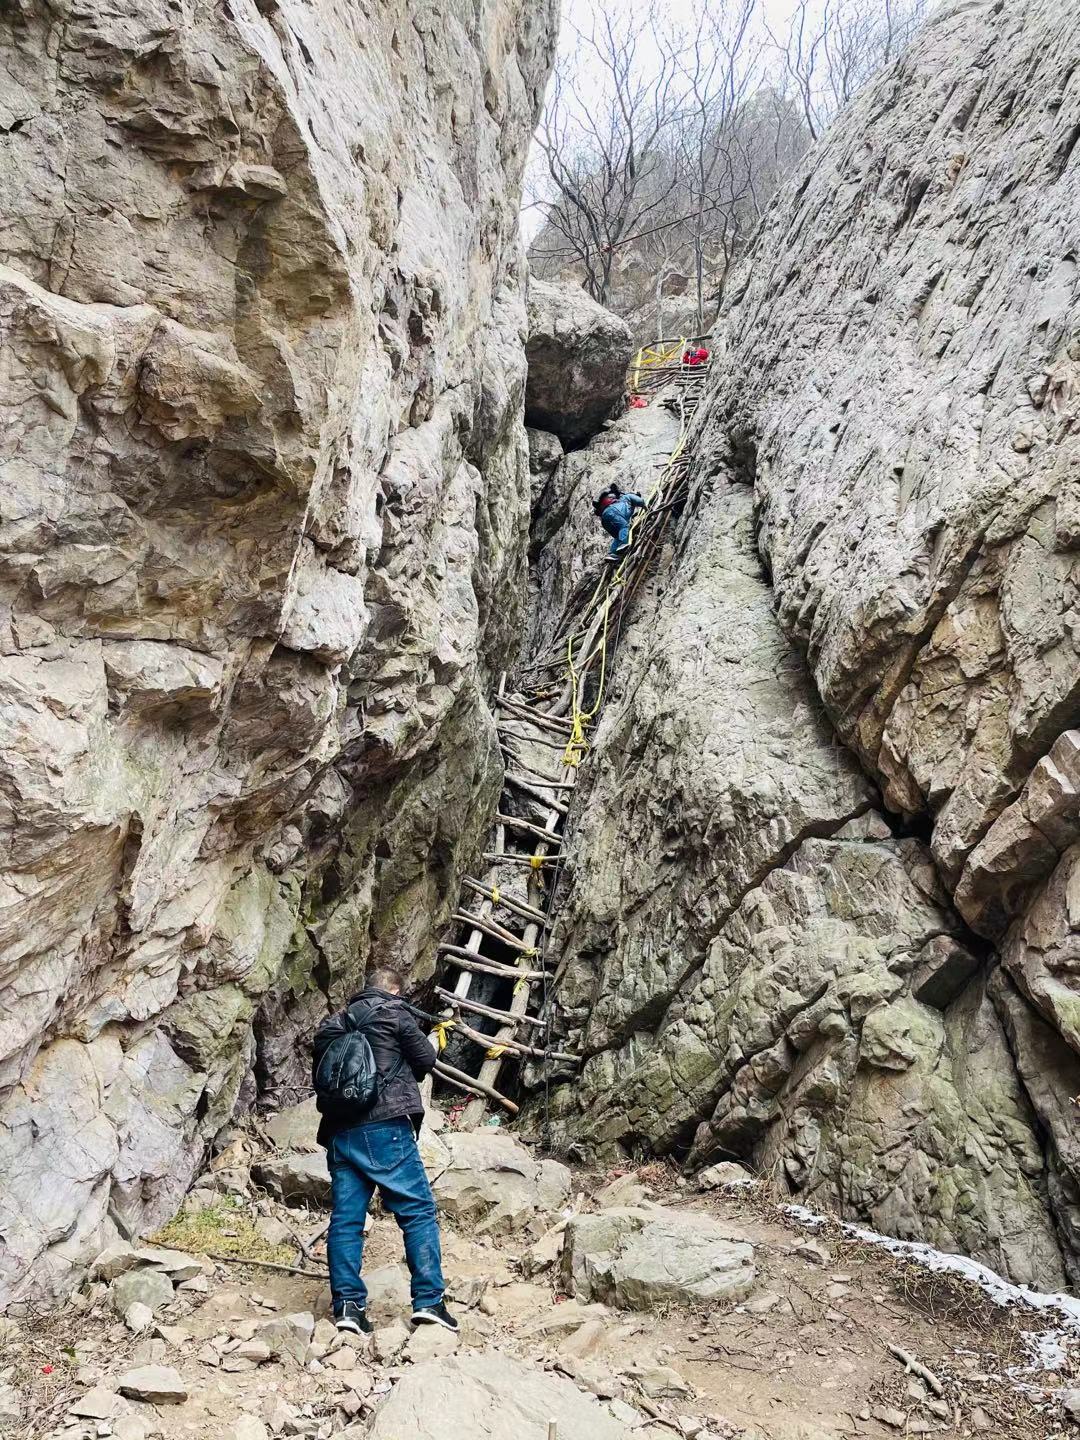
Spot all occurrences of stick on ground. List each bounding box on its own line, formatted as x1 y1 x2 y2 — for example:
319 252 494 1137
885 1341 945 1396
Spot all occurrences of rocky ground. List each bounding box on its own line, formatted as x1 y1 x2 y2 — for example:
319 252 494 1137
3 1102 1079 1440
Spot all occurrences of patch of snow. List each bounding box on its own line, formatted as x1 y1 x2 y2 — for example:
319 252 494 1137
782 1203 1080 1373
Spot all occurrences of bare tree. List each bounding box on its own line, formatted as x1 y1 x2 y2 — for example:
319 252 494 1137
530 8 685 305
526 0 929 336
671 1 759 329
771 0 929 141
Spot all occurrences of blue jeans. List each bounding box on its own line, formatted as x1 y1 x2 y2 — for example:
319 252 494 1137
601 514 631 554
326 1119 445 1311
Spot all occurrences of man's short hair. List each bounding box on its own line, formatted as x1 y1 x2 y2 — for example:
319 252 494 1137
368 965 404 994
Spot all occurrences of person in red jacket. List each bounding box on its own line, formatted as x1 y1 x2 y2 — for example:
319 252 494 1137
682 345 710 366
594 485 646 558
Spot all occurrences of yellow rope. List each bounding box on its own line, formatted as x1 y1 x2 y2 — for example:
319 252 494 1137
430 345 708 1099
432 1019 455 1052
630 338 685 395
560 362 701 769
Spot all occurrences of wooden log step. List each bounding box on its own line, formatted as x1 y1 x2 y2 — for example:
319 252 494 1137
499 746 572 784
435 986 545 1030
481 852 557 867
498 699 574 734
436 944 545 980
454 1019 578 1066
498 725 570 752
453 909 536 952
461 877 548 926
504 772 570 815
495 813 564 844
504 770 575 792
433 1060 519 1114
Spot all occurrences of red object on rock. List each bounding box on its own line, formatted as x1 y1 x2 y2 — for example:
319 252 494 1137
41 1365 53 1375
628 395 648 408
682 346 710 366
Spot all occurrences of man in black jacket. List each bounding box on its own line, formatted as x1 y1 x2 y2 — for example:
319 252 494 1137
312 967 457 1335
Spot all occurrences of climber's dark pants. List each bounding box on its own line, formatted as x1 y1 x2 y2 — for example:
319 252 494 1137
600 511 631 554
326 1118 444 1311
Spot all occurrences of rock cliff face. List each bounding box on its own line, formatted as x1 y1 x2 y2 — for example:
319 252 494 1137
539 0 1080 1289
0 0 556 1307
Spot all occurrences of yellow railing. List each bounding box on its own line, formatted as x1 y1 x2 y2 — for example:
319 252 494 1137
630 338 686 394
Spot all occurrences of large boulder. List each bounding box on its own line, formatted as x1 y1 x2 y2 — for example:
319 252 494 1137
432 1131 571 1237
367 1351 637 1439
533 0 1080 1293
253 1152 331 1207
525 279 633 445
263 1098 321 1154
562 1207 755 1310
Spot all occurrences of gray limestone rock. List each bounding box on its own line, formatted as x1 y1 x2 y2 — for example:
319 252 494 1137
0 0 558 1308
711 0 1080 898
532 0 1080 1287
116 1365 188 1404
69 1387 121 1421
262 1100 321 1155
0 1384 21 1426
432 1131 571 1237
695 1163 755 1191
109 1268 175 1318
367 1351 638 1439
525 279 634 444
255 1313 315 1366
252 1153 330 1207
562 1207 756 1310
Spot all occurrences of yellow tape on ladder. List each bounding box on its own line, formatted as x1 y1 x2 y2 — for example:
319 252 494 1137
432 1019 455 1052
486 1044 509 1059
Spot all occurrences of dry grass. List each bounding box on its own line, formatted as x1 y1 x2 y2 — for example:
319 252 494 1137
151 1198 294 1267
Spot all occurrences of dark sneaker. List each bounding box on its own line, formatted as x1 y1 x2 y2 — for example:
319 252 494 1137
334 1301 372 1334
411 1301 459 1332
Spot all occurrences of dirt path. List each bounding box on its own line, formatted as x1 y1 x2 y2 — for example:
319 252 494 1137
5 1114 1076 1440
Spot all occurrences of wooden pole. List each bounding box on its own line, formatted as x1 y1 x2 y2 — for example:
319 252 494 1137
503 771 570 814
498 698 575 734
436 945 544 981
497 724 570 752
504 770 576 791
461 876 549 925
454 1019 578 1065
481 852 557 867
452 909 538 954
434 986 547 1030
433 1060 519 1114
494 813 564 844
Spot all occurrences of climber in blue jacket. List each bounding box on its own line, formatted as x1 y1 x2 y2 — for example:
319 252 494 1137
594 485 646 558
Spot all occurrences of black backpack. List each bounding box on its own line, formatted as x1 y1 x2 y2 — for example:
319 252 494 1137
312 1006 402 1112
